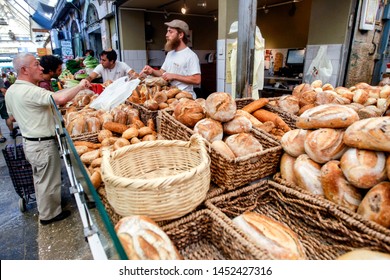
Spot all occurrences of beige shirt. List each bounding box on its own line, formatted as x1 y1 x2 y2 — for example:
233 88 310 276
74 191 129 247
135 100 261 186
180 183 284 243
5 80 55 138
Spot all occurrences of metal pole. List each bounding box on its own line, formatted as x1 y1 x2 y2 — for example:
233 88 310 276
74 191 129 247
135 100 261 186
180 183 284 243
235 0 257 98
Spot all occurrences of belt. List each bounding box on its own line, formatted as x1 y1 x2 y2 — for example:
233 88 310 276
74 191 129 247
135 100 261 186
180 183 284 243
24 136 56 141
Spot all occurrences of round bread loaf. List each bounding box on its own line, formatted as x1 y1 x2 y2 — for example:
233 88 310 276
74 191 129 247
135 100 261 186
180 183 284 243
223 115 252 135
304 128 347 164
298 90 317 108
293 154 324 196
193 118 223 143
357 182 390 228
320 160 362 212
174 99 205 127
278 95 300 115
98 129 113 143
205 92 236 122
340 148 387 189
280 129 309 157
337 249 390 260
115 215 182 260
225 133 263 158
280 153 297 185
232 212 306 260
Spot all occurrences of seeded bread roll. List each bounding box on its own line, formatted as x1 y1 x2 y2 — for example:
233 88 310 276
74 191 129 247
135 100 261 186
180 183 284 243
232 212 306 260
115 215 182 260
340 148 387 189
320 160 362 212
296 104 359 129
357 182 390 228
205 92 237 122
293 154 324 196
304 128 347 164
280 129 309 157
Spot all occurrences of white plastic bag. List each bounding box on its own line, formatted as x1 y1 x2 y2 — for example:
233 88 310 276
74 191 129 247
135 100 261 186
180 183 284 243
89 76 140 111
305 45 333 84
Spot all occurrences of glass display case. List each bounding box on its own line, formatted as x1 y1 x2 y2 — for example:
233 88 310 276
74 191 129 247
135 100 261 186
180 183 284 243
51 99 127 260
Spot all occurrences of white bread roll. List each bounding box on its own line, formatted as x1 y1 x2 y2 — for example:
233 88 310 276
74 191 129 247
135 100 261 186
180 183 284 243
293 154 324 196
304 128 347 164
343 117 390 152
280 129 309 157
174 99 205 127
232 212 306 260
280 153 297 185
205 92 237 122
115 215 182 260
225 133 263 158
320 160 362 212
296 104 359 129
193 118 223 143
277 95 300 115
211 140 235 160
337 249 390 260
223 115 252 135
357 182 390 228
340 148 387 189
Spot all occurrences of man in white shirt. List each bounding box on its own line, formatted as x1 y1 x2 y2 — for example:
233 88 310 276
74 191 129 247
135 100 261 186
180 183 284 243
141 20 201 99
86 49 138 84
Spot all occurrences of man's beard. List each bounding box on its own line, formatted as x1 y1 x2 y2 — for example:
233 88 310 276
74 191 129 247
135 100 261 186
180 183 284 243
164 36 181 52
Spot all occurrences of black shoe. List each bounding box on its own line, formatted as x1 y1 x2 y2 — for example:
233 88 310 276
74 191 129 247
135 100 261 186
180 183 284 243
0 136 6 143
40 210 71 225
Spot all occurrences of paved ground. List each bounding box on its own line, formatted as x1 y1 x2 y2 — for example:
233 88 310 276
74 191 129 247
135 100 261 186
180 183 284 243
0 120 92 260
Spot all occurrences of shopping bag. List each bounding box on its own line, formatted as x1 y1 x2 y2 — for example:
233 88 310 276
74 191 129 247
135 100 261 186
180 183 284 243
89 76 140 111
305 45 333 84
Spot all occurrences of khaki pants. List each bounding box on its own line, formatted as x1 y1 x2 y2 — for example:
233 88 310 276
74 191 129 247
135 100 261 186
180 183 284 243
24 139 62 220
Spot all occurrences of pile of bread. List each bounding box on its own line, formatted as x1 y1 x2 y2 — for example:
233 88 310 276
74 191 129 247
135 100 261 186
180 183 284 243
69 103 158 189
61 89 98 110
280 103 390 229
127 76 195 111
270 80 390 119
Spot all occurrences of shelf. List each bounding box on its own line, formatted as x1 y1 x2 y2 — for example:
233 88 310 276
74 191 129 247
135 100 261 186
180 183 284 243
264 76 302 82
263 86 293 92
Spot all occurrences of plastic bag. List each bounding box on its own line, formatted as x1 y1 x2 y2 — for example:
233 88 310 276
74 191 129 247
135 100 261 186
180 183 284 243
305 45 333 84
89 76 140 111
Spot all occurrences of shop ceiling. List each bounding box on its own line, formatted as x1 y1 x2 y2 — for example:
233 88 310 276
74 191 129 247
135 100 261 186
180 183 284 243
118 0 302 17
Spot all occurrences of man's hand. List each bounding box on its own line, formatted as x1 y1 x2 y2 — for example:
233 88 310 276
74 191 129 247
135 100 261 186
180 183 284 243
162 72 174 82
141 65 153 75
78 79 92 89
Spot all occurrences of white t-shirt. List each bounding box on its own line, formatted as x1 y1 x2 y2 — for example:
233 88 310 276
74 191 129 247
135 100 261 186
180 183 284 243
161 47 201 98
92 61 132 82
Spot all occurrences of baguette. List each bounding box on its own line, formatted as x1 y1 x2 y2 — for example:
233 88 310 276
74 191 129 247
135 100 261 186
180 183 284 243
73 141 101 149
252 109 291 132
242 98 269 114
103 121 128 134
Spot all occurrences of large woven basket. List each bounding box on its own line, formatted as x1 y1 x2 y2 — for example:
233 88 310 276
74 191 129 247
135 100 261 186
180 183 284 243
205 180 390 260
101 134 211 221
70 131 99 143
161 209 271 260
158 109 282 190
273 172 390 237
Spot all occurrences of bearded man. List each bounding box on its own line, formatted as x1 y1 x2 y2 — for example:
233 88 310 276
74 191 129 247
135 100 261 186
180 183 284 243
141 20 201 99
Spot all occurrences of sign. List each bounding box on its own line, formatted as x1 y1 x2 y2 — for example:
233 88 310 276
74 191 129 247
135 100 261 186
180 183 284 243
37 48 47 56
61 40 74 60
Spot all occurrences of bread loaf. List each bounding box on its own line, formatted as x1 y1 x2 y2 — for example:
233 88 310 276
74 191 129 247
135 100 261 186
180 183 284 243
115 215 182 260
296 104 359 129
193 118 223 143
98 129 113 143
298 90 317 108
277 95 300 115
103 121 128 134
174 99 205 127
293 154 324 196
340 148 387 189
211 140 235 160
236 109 263 129
337 249 390 260
304 128 347 164
320 160 362 211
225 133 263 158
280 129 309 157
80 149 100 165
343 117 390 152
241 98 269 114
205 92 236 122
232 212 306 260
357 182 390 228
86 117 101 133
280 153 297 185
223 115 252 135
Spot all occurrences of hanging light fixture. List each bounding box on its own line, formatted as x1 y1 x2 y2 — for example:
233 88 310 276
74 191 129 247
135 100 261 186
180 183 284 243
181 0 187 14
197 0 207 8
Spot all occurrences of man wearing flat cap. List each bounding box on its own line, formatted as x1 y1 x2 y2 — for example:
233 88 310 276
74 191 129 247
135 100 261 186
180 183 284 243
141 19 201 99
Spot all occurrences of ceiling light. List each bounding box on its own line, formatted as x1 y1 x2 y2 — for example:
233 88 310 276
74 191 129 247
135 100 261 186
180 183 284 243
197 1 207 8
181 0 187 14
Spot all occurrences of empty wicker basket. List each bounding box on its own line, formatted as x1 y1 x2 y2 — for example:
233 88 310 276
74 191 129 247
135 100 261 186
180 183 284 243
101 134 211 221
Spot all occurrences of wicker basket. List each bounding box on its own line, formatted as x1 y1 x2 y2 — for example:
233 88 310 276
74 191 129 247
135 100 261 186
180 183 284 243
205 180 390 260
126 100 173 126
101 134 211 221
273 172 390 237
161 209 271 260
158 109 282 190
70 131 99 143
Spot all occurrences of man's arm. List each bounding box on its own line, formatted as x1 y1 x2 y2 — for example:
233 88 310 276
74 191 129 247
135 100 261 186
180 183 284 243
52 79 91 105
140 65 164 77
85 72 98 82
162 73 201 85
